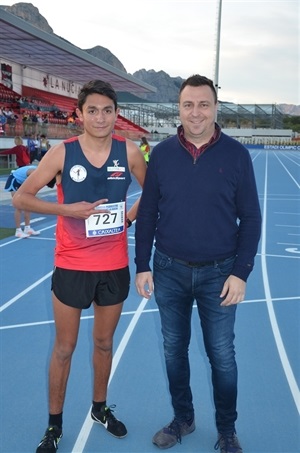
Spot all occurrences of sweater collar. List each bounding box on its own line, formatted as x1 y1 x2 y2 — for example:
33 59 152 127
177 123 221 159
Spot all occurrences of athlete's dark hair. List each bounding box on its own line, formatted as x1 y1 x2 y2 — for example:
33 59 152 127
179 74 217 104
77 80 118 111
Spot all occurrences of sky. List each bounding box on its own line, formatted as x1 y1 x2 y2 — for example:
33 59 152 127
1 0 299 104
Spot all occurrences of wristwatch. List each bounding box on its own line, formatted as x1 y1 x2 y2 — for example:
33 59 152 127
126 218 132 228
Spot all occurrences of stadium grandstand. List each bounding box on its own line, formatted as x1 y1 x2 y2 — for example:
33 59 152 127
0 6 296 166
117 97 287 135
0 7 156 148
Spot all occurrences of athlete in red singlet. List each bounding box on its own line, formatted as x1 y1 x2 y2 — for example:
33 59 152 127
13 80 147 453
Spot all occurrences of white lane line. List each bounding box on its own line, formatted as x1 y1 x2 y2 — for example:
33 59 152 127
277 242 300 246
1 296 300 331
71 297 149 453
20 217 46 225
0 271 53 312
0 223 56 248
261 152 300 415
275 212 300 215
274 152 300 189
275 224 300 228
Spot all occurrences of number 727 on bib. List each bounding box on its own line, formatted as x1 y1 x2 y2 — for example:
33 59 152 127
85 201 125 237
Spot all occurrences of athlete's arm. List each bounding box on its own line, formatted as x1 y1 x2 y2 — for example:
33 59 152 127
126 198 141 226
13 142 109 219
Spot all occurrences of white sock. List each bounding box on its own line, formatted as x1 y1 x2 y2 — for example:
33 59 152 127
24 226 30 231
16 227 22 233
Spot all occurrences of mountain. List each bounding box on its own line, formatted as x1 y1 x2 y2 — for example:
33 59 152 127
85 47 127 73
131 69 184 103
278 104 300 116
1 2 299 113
1 2 53 32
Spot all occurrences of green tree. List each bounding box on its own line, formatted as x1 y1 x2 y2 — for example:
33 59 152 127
283 115 300 133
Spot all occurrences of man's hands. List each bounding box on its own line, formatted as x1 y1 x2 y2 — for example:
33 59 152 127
135 272 246 306
220 275 246 306
135 271 154 299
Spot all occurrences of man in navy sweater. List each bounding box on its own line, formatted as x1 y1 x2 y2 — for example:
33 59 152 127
135 75 261 453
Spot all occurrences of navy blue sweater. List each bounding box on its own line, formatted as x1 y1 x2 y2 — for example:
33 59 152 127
135 130 261 282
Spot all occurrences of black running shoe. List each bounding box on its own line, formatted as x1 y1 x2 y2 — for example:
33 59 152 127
91 404 127 438
36 425 63 452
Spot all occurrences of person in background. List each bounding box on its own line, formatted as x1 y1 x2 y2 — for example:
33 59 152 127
5 107 18 134
22 111 30 136
4 165 54 238
41 113 49 135
0 136 30 167
30 112 38 135
13 79 147 453
139 136 151 165
135 74 261 453
27 133 39 163
39 134 50 159
67 115 75 128
0 106 7 135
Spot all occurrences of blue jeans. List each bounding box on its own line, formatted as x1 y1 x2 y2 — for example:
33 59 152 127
153 249 238 434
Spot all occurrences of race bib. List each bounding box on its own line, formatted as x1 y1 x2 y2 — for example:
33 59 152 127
85 201 125 238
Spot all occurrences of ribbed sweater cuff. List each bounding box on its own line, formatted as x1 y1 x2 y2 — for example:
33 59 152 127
135 260 151 274
231 263 253 282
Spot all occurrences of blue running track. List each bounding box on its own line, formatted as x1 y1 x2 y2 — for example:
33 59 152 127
0 148 299 453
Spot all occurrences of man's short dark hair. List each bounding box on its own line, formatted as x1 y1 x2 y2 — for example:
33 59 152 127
179 75 217 104
77 80 118 112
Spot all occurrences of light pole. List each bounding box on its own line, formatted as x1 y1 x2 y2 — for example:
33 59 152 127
214 0 222 98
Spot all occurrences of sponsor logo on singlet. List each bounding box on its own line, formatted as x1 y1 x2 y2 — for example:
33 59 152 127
107 159 126 180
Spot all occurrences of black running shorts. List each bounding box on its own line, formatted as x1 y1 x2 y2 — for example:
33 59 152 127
51 266 130 309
